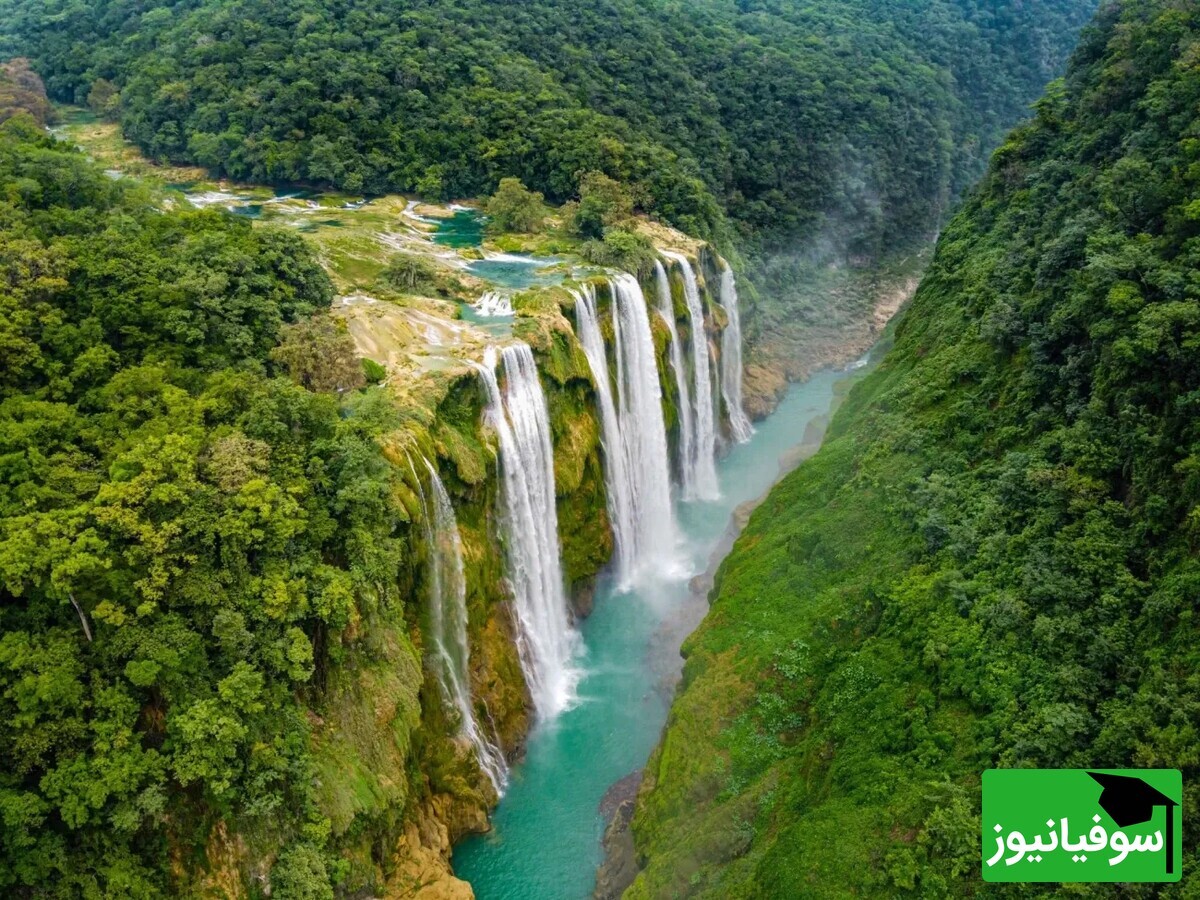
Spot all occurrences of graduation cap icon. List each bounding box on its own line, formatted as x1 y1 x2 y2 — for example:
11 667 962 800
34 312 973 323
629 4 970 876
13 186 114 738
1088 772 1178 875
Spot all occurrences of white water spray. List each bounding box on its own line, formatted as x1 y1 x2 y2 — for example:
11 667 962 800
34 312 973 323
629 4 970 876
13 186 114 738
409 453 508 794
474 290 515 317
661 251 719 500
609 274 680 578
573 285 636 582
474 344 581 718
718 265 754 443
653 260 695 497
574 278 679 588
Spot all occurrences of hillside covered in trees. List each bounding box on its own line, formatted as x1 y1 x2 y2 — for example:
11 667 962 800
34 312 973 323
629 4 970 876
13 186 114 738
0 0 1094 257
0 1 1146 898
0 116 433 896
628 2 1200 895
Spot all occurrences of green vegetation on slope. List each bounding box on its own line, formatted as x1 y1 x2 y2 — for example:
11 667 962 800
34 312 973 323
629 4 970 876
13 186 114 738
0 0 1093 255
0 116 427 896
0 102 642 894
629 2 1200 896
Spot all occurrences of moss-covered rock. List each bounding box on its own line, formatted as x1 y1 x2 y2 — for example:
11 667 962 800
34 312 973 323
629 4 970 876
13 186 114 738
311 632 423 836
305 620 425 896
532 316 613 606
431 372 492 487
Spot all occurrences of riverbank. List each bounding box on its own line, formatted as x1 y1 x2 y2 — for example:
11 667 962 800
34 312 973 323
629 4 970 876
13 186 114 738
592 340 887 899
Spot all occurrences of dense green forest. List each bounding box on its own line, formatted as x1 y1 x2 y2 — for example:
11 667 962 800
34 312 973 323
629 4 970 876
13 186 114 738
0 0 1094 256
3 0 1164 897
0 115 427 896
629 1 1200 895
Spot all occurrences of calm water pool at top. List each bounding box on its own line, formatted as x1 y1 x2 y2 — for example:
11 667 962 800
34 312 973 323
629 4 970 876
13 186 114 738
465 258 565 290
433 209 487 247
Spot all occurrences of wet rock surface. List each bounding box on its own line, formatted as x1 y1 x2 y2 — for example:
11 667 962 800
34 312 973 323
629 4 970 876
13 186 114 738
594 772 644 900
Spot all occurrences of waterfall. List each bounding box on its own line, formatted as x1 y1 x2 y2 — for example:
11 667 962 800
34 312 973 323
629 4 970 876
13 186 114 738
609 274 680 578
661 251 719 500
718 265 754 443
474 290 514 317
574 278 679 588
409 453 509 795
573 285 636 583
473 344 581 718
653 260 695 498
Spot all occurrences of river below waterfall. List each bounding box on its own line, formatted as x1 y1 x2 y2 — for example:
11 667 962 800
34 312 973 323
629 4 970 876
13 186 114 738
454 368 843 899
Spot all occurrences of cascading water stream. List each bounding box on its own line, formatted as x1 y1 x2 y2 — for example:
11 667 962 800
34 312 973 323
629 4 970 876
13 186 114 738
610 274 681 577
653 260 694 497
473 344 581 719
409 452 509 795
574 278 680 588
718 265 754 443
660 251 718 500
573 285 636 584
474 290 514 317
453 368 849 898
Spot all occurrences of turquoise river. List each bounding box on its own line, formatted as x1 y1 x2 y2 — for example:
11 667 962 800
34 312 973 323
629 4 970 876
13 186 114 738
454 367 848 899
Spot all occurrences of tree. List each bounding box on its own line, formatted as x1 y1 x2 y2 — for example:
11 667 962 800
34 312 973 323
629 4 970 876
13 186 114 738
0 0 1093 251
579 228 655 272
270 317 366 393
0 59 51 125
86 78 120 119
485 177 546 233
361 358 387 384
0 123 412 897
572 171 634 239
270 845 334 900
381 252 440 294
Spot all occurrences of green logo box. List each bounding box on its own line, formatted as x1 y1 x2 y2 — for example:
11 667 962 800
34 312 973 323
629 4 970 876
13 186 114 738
982 769 1182 882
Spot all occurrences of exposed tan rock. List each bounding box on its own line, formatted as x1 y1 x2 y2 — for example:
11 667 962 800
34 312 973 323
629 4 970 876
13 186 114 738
385 795 487 900
743 272 921 421
875 276 920 328
632 216 705 256
742 362 788 421
193 821 255 899
412 202 459 219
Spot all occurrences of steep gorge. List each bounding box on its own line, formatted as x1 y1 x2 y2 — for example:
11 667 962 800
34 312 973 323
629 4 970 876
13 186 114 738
353 246 758 898
624 2 1200 896
0 1 1107 895
0 102 768 896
